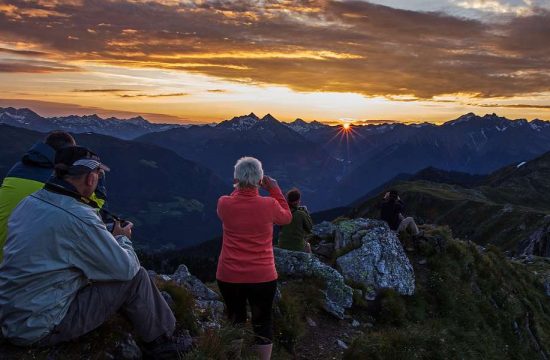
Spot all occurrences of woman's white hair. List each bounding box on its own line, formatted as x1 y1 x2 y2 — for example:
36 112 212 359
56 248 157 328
234 156 264 188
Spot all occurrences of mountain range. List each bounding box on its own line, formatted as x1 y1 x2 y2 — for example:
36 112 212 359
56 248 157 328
0 107 184 140
0 124 228 249
138 111 550 210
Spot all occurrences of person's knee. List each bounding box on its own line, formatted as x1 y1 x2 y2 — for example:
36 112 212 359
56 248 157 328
129 267 150 286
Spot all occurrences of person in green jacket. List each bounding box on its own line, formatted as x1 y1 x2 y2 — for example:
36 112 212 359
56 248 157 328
278 188 313 253
0 132 78 261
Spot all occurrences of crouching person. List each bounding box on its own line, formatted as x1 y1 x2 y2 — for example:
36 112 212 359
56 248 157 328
0 146 181 358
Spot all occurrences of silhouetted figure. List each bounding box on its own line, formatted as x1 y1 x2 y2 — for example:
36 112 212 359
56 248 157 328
380 190 421 236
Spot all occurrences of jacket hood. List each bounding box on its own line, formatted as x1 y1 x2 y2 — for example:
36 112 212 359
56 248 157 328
21 143 56 168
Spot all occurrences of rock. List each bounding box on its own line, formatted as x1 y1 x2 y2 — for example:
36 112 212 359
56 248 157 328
336 339 349 350
114 334 141 360
544 279 550 297
274 248 353 319
312 221 337 240
313 241 335 258
418 259 427 265
306 317 317 327
171 264 219 300
161 291 175 307
195 299 225 327
158 274 171 282
335 218 415 296
334 218 374 250
517 219 550 257
351 319 360 327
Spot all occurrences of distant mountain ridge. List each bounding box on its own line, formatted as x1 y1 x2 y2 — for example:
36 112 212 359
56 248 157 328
0 124 227 249
4 105 550 212
0 107 184 140
351 151 550 257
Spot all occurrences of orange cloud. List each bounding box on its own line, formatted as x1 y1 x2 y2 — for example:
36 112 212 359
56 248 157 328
0 0 549 100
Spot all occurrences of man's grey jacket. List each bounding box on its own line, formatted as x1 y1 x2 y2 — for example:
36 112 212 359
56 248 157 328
0 187 140 345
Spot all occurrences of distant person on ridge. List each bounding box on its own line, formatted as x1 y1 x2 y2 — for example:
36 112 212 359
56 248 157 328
216 157 292 360
379 190 422 238
0 146 183 358
0 131 108 261
278 188 313 253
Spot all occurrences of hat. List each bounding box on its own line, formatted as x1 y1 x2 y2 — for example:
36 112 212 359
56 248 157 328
54 146 110 176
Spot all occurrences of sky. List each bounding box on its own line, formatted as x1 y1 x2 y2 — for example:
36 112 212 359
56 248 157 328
0 0 549 124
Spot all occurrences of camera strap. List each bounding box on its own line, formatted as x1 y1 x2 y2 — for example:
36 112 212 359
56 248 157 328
44 182 124 222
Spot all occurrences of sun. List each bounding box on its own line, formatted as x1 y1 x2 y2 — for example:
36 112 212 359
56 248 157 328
343 123 351 130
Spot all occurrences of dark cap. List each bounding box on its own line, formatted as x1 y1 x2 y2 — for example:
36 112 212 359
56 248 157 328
54 146 110 177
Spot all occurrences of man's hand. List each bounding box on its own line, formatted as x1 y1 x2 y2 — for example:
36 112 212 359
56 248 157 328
260 176 279 191
113 221 133 239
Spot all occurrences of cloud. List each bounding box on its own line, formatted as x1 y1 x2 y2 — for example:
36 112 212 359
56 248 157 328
0 60 79 73
73 88 139 93
207 89 227 93
118 92 189 98
0 47 48 56
470 103 550 109
0 0 549 99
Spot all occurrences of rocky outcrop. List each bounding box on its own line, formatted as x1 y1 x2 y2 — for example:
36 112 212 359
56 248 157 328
150 265 224 330
171 264 220 300
332 219 415 297
518 217 550 257
274 248 353 319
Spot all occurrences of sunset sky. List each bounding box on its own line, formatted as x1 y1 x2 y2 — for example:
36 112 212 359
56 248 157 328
0 0 549 124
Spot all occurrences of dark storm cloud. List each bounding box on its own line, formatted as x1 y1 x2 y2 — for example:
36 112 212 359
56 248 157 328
0 0 549 98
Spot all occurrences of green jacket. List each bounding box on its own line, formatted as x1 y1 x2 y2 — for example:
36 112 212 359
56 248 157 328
0 143 106 261
278 207 313 251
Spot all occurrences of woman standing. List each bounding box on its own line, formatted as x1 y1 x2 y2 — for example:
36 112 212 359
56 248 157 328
216 157 292 359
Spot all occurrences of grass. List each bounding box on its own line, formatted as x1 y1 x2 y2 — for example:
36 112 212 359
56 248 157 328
183 326 257 360
157 282 199 336
344 228 550 360
273 279 324 355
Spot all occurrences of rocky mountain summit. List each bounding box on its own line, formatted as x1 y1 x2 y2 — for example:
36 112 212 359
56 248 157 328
1 218 548 359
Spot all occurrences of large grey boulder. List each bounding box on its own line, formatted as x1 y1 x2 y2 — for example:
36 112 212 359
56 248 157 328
274 248 353 319
334 218 415 296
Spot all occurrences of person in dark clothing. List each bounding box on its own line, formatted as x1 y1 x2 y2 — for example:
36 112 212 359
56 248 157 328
0 132 109 261
379 190 421 236
278 188 313 253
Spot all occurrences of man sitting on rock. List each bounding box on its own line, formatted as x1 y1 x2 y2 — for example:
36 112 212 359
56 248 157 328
0 146 182 358
0 131 108 262
380 190 422 240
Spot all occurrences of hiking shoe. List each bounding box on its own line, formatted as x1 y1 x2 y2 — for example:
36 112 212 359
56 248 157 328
143 334 192 360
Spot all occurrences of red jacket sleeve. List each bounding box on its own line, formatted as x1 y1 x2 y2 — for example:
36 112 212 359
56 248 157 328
269 187 292 225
